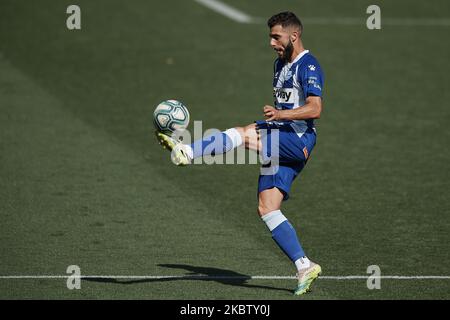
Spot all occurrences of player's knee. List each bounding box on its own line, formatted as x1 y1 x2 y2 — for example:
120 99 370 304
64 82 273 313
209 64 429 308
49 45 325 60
243 124 257 149
232 124 257 149
257 203 274 217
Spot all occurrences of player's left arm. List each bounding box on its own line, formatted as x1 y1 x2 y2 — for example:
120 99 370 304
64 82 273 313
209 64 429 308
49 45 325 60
264 96 322 121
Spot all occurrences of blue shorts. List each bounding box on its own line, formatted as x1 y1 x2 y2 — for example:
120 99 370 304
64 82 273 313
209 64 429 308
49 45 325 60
255 120 316 201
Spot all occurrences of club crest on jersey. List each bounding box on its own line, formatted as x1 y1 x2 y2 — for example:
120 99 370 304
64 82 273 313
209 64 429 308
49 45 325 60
273 87 294 103
285 70 293 81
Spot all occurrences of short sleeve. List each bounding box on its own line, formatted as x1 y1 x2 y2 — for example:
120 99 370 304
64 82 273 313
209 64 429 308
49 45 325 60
298 60 324 98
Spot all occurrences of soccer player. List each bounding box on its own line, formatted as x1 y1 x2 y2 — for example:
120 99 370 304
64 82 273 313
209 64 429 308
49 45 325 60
156 11 324 295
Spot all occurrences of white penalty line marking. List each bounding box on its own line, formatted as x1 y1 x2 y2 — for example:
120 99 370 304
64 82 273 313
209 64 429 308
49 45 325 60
1 275 450 280
193 0 450 27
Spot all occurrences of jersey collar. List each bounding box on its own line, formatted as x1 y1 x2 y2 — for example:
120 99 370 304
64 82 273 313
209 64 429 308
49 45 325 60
290 49 309 65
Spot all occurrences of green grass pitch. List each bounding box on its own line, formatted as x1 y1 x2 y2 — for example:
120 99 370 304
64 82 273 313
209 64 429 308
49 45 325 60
0 0 449 299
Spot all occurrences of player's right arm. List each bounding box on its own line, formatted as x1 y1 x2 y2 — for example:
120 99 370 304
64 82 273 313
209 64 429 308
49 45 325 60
264 96 322 121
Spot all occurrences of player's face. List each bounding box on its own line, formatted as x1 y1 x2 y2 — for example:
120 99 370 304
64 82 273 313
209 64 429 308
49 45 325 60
269 25 293 61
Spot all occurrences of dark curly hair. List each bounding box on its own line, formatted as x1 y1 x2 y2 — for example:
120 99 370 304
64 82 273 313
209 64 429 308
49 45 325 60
267 11 303 33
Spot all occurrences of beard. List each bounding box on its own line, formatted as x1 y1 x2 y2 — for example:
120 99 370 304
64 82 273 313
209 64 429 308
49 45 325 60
281 40 294 63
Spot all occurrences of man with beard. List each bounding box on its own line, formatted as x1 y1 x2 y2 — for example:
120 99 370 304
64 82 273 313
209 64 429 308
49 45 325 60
156 11 324 296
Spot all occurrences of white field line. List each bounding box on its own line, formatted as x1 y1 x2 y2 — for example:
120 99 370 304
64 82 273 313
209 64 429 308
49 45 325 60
193 0 450 27
194 0 255 24
1 275 450 280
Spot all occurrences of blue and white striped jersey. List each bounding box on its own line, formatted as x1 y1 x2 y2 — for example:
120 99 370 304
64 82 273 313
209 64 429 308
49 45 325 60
272 50 324 134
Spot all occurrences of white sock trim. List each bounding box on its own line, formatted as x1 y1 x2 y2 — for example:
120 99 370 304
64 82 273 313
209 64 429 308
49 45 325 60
261 210 287 232
224 128 243 149
295 256 311 270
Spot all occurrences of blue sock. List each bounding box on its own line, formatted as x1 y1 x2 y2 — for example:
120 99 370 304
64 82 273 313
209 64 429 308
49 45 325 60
190 131 233 158
262 210 305 262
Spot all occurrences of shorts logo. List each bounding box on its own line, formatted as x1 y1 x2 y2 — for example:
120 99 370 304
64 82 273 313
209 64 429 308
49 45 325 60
273 87 294 103
302 146 309 159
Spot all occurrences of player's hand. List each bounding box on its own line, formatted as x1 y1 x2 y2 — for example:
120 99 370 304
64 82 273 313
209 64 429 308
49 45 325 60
263 105 280 121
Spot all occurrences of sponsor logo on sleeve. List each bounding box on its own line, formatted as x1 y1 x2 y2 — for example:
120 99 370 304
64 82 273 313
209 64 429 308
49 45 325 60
308 77 322 91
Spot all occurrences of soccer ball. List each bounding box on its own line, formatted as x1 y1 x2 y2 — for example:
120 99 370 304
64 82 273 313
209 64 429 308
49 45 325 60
153 99 190 135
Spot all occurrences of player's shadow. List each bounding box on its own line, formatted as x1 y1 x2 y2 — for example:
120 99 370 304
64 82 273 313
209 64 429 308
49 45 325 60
84 264 292 293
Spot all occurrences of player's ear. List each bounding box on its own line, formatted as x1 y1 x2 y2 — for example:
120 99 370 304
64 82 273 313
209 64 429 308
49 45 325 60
290 30 299 43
